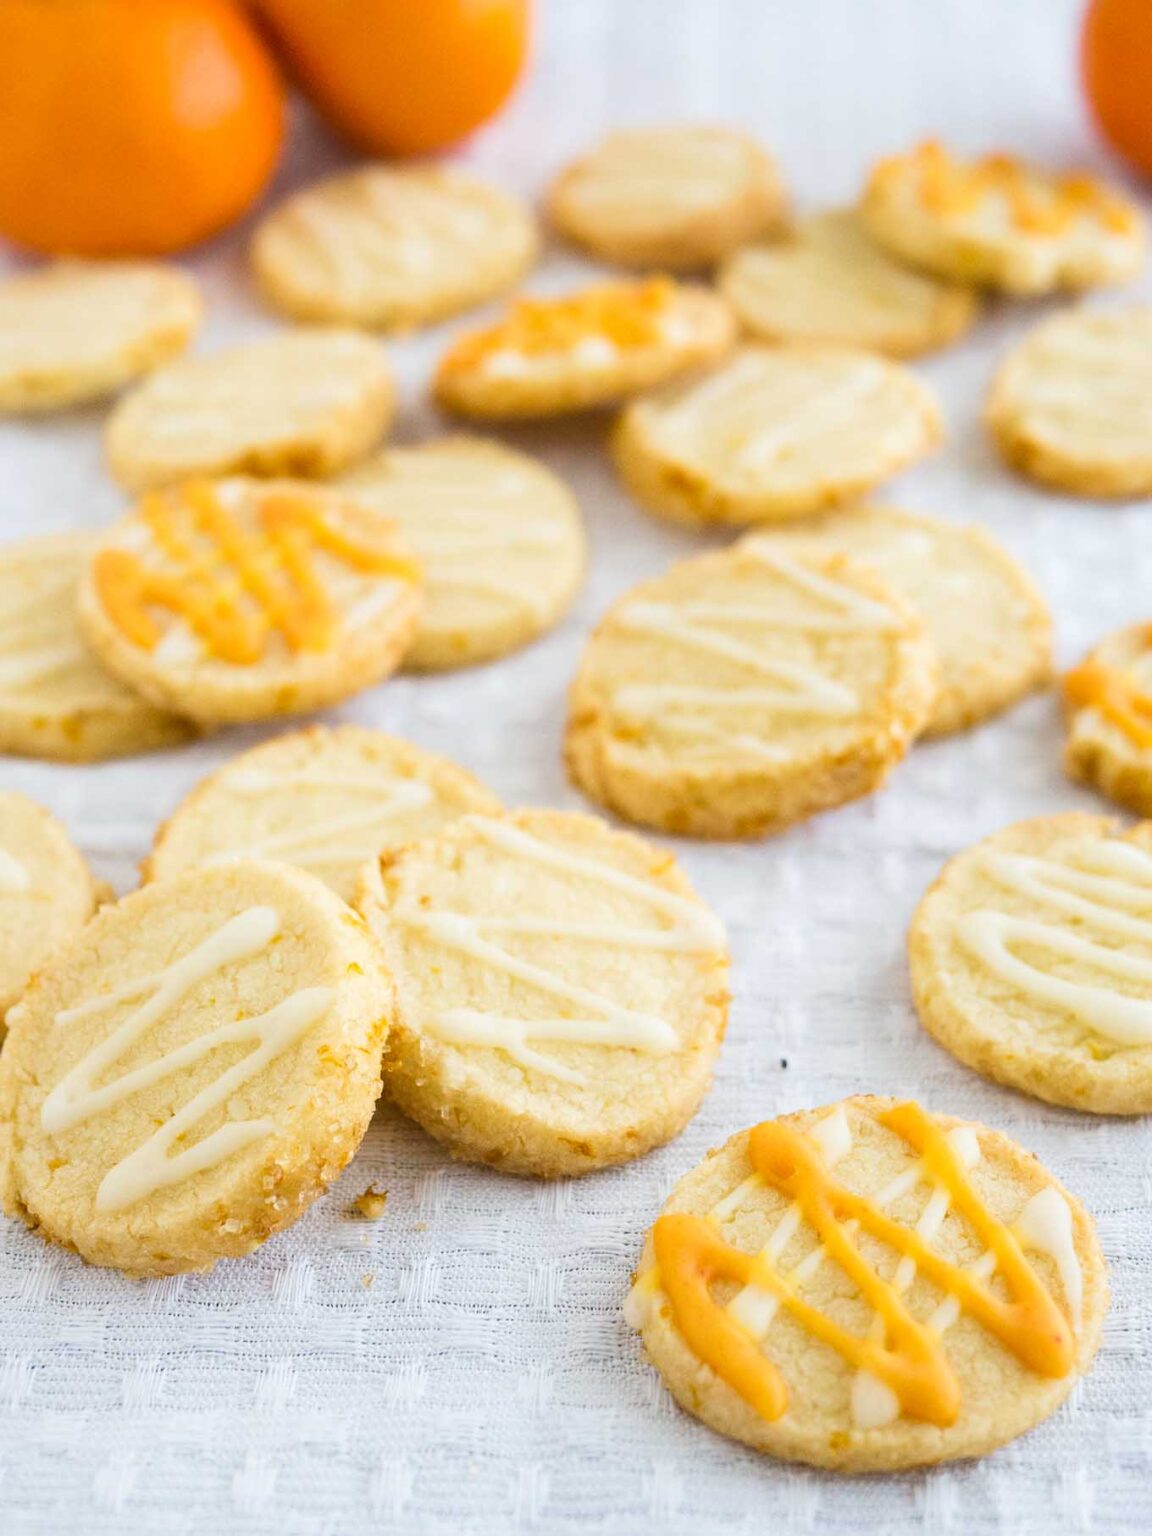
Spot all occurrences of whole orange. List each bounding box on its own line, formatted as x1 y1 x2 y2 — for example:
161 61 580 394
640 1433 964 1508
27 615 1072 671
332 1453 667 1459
1082 0 1152 178
0 0 285 257
255 0 531 157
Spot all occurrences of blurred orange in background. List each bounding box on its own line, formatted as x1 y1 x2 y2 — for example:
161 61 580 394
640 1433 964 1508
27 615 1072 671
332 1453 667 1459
1083 0 1152 178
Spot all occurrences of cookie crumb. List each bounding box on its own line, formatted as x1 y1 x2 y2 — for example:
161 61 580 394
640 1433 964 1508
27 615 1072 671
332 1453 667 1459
361 1272 375 1289
351 1185 389 1220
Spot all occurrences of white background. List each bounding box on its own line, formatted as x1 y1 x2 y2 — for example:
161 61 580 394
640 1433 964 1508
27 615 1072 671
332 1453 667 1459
2 1 1152 1531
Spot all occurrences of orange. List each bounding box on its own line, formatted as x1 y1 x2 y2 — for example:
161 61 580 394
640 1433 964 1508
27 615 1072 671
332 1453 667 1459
1082 0 1152 178
0 0 285 257
255 0 530 157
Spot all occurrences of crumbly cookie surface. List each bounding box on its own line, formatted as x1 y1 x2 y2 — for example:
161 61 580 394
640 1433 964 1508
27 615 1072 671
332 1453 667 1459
1064 624 1152 815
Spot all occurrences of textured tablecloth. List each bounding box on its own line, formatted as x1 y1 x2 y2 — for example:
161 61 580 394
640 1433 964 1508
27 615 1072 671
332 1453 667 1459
2 2 1151 1531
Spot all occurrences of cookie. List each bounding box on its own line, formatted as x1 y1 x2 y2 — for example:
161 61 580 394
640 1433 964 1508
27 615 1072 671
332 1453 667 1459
433 277 735 420
0 259 200 414
909 812 1152 1114
565 542 936 838
0 861 393 1276
719 209 978 359
145 725 501 902
547 124 786 270
0 792 104 1022
862 140 1144 294
1065 625 1152 814
339 437 586 670
627 1095 1105 1471
986 307 1152 498
0 532 194 762
252 165 538 331
105 328 394 492
750 506 1052 737
356 808 728 1178
612 344 941 528
77 477 422 724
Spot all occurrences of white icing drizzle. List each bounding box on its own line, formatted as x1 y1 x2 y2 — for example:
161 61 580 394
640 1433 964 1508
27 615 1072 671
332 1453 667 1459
41 907 332 1212
0 846 30 893
390 816 724 1084
957 839 1152 1046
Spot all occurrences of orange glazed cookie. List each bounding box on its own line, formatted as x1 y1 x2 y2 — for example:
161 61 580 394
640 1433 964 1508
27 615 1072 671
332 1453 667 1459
1065 627 1152 815
77 477 422 725
628 1096 1106 1470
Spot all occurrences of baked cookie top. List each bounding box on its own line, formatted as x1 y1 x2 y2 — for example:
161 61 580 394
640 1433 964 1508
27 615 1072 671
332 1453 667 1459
1065 624 1152 816
252 165 538 330
340 437 586 671
548 124 786 269
862 140 1145 293
910 813 1152 1114
628 1096 1105 1471
719 208 977 358
433 277 735 419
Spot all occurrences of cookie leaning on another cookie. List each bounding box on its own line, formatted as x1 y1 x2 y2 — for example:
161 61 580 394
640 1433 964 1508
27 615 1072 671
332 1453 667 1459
1065 625 1152 815
252 165 538 331
629 1095 1106 1471
356 808 729 1178
910 812 1152 1114
565 543 937 838
750 506 1052 737
612 344 941 528
145 725 501 902
548 124 786 270
0 861 394 1276
105 328 395 492
77 477 423 724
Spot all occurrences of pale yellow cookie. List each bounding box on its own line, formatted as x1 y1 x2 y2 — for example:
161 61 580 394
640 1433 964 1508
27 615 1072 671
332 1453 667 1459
749 507 1052 737
0 862 393 1276
0 259 200 413
719 209 978 358
0 532 194 762
145 725 501 902
565 543 937 839
1064 625 1152 815
252 165 538 330
339 437 586 670
613 344 942 528
76 477 422 725
356 808 729 1178
105 328 394 492
987 307 1152 497
628 1095 1106 1471
0 792 103 1021
862 140 1145 294
433 277 735 420
910 812 1152 1114
547 124 786 270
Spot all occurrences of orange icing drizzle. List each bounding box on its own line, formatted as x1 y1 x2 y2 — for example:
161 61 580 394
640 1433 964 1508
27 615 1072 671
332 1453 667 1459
1065 646 1152 749
872 140 1137 236
439 278 676 373
94 481 419 664
651 1101 1076 1428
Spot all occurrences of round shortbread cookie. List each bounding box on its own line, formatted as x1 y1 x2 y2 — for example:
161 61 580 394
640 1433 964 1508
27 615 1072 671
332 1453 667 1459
252 165 538 331
718 209 978 358
612 344 942 529
0 260 201 414
862 140 1145 295
749 507 1052 737
987 307 1152 498
628 1095 1105 1471
105 328 394 492
433 278 735 420
909 812 1152 1114
0 533 194 762
0 792 103 1021
1064 625 1152 815
565 543 937 839
339 437 586 670
145 725 501 902
547 124 786 270
77 477 423 725
0 861 393 1276
356 808 729 1178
